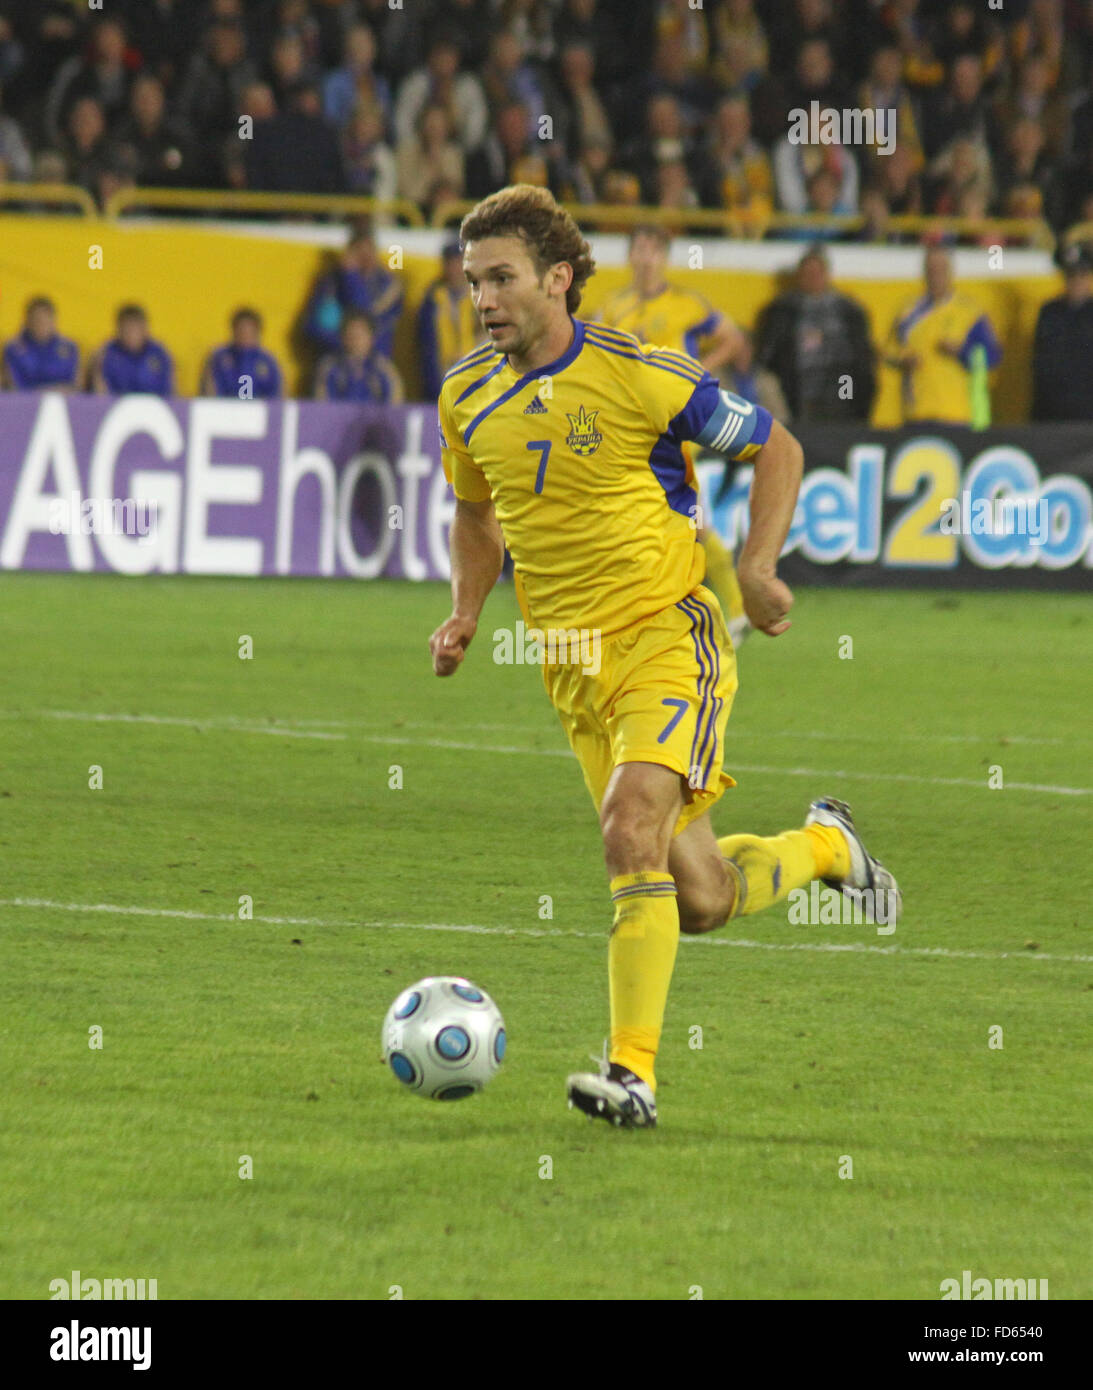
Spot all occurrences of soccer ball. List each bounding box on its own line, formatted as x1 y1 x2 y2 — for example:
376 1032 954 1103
381 976 506 1101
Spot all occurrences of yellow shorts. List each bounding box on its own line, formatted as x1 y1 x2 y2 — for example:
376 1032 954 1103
543 585 738 837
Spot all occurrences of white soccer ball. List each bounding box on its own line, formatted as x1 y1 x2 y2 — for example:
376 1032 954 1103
381 976 506 1101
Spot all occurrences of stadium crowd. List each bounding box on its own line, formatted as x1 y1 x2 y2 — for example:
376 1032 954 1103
1 0 1093 421
1 0 1093 233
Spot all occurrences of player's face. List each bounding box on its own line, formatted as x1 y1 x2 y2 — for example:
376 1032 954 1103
463 235 566 360
629 233 668 293
119 317 148 351
233 317 260 349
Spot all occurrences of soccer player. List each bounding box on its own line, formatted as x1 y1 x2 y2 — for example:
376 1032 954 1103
315 310 403 403
885 245 1002 426
202 308 283 400
418 240 487 400
2 297 80 392
90 305 173 396
597 225 751 644
429 186 900 1129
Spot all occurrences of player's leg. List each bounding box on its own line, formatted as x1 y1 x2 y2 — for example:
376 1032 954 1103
670 802 901 934
670 807 847 932
598 759 687 1089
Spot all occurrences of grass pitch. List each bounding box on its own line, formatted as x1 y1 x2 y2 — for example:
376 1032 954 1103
0 572 1090 1300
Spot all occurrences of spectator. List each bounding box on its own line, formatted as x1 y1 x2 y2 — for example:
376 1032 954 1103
0 78 32 180
565 134 612 204
342 102 397 200
303 226 403 361
466 100 554 198
202 308 283 399
773 126 860 215
226 81 275 189
755 247 876 422
884 245 1002 425
480 30 546 135
1031 241 1093 420
90 305 174 396
857 46 924 176
120 0 201 91
112 73 195 187
925 136 994 217
929 0 1005 82
620 93 699 206
876 141 924 216
176 19 257 154
397 102 465 209
997 118 1056 223
62 96 111 196
2 296 80 392
656 0 710 78
315 310 403 403
919 53 1000 163
431 0 493 71
709 0 768 91
995 55 1070 163
417 241 485 400
554 41 614 163
45 15 134 147
698 94 773 221
394 30 488 156
246 80 344 193
266 32 315 110
322 22 392 133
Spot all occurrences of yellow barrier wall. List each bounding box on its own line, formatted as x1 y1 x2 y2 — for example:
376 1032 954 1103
0 216 1063 424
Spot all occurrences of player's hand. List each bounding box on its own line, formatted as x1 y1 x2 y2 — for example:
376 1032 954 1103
429 613 477 675
738 563 794 636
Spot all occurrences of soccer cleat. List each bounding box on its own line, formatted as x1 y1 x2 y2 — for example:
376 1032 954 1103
566 1058 657 1129
805 796 902 926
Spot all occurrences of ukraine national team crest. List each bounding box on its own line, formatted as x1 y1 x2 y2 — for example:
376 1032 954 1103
565 403 603 457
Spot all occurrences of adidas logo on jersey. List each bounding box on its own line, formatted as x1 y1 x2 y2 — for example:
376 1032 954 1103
523 396 547 415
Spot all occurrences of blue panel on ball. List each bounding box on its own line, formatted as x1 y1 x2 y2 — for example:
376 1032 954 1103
436 1025 470 1059
389 1052 416 1084
394 990 421 1019
437 1085 476 1101
494 1028 506 1062
452 984 484 1003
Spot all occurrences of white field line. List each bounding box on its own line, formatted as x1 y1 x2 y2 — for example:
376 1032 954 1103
2 896 1091 964
3 708 1090 795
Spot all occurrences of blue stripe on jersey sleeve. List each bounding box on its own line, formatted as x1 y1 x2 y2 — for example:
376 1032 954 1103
683 314 718 359
693 386 772 459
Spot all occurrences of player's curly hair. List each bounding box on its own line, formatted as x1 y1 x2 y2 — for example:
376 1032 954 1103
460 185 596 314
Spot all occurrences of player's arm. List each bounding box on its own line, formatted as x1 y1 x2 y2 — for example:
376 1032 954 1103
735 418 803 636
429 495 505 676
695 312 745 377
690 381 802 636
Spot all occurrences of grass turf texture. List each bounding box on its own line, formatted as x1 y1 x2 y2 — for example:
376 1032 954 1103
1 572 1089 1301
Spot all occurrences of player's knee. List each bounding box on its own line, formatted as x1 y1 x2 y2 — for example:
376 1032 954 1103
601 804 670 875
678 902 728 935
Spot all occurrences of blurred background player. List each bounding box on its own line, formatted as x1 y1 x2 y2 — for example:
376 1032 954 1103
202 308 283 399
90 304 174 396
315 309 403 403
302 222 403 362
417 239 486 400
596 224 750 644
2 296 81 392
885 245 1002 426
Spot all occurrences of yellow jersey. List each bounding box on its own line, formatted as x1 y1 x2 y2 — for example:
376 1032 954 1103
597 283 723 361
438 319 771 639
889 292 1002 423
